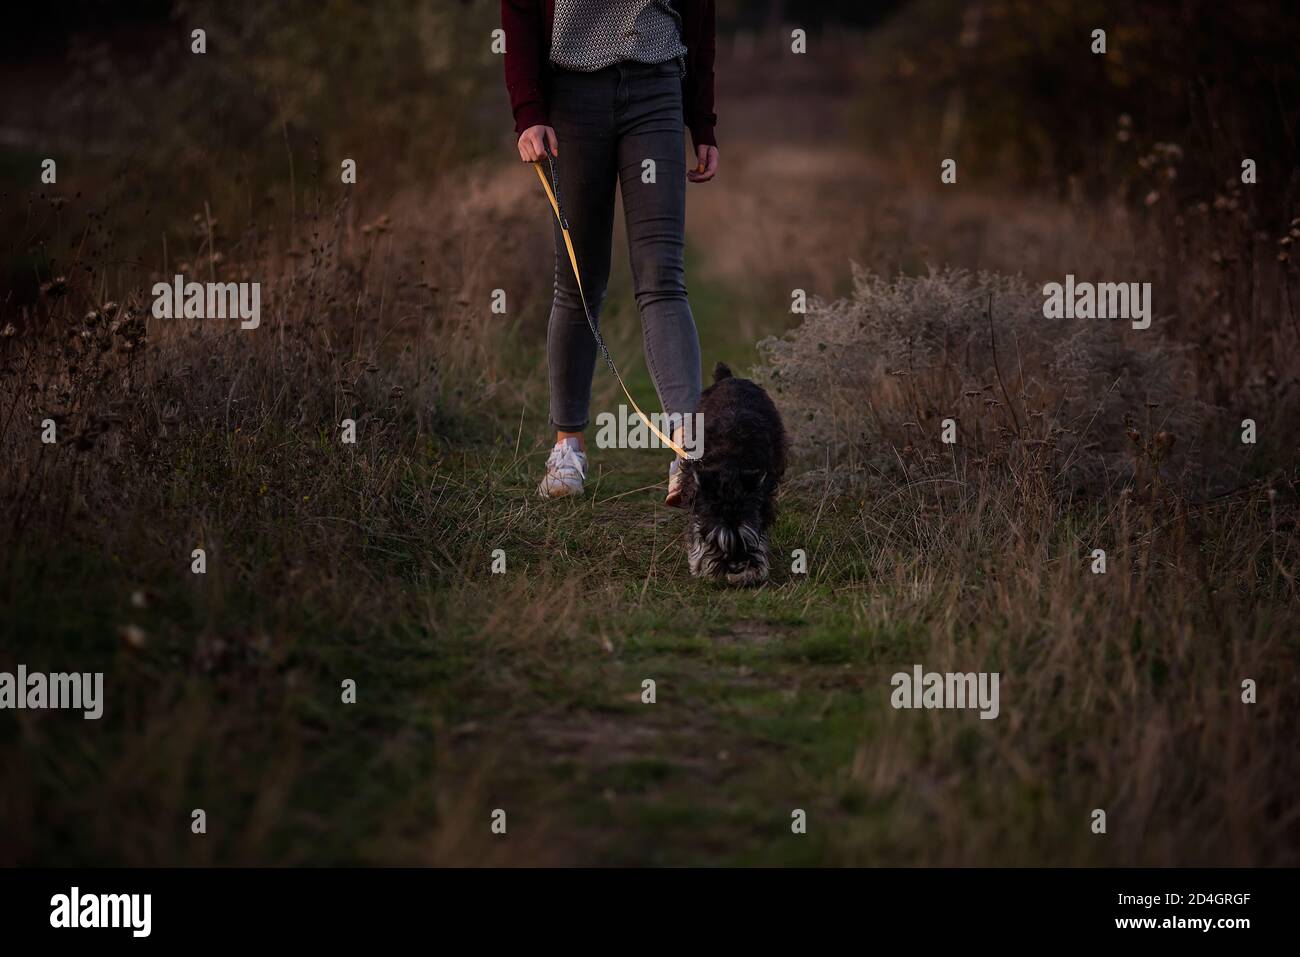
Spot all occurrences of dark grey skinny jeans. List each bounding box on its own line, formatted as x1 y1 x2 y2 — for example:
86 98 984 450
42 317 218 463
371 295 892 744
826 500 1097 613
546 59 702 433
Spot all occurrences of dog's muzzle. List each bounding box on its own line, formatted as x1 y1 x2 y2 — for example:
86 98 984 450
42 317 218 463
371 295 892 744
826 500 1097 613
688 520 770 585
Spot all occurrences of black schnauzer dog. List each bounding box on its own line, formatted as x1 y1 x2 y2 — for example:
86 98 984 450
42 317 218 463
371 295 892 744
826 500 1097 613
680 363 787 586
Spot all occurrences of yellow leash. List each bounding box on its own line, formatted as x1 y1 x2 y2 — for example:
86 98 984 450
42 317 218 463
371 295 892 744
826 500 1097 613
532 148 693 460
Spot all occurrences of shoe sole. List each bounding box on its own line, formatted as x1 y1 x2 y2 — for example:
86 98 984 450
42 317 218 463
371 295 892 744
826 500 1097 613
538 484 584 499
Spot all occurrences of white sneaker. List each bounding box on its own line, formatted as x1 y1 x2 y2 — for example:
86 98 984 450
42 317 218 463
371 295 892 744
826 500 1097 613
665 424 689 507
665 457 685 507
537 440 587 498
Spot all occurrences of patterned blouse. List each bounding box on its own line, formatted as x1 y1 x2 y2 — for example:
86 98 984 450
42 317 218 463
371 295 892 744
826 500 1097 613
549 0 688 72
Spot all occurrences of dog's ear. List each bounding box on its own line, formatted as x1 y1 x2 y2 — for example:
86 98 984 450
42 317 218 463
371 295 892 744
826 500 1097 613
712 362 733 383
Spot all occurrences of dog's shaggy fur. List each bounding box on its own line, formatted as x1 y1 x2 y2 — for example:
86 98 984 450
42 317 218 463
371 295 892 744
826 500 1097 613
679 362 787 586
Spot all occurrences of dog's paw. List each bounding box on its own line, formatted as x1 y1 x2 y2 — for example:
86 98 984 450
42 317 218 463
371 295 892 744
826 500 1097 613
725 565 769 587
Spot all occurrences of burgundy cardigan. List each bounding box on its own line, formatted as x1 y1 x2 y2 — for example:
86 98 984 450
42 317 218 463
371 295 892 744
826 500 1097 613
501 0 717 148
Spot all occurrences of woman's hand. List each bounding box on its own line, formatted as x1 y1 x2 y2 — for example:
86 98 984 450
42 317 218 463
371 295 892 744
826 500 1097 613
518 125 558 163
688 145 718 183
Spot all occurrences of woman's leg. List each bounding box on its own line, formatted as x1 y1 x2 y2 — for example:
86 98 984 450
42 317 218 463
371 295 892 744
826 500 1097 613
615 61 703 437
546 68 620 439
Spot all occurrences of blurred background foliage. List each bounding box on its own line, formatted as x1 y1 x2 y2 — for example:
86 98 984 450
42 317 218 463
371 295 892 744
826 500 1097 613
2 0 1297 297
856 0 1299 215
1 0 503 302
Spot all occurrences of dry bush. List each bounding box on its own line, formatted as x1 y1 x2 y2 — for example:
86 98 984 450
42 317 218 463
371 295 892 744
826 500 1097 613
0 161 552 619
757 266 1218 495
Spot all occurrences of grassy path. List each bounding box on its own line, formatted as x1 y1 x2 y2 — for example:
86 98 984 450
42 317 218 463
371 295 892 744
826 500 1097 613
421 239 876 866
